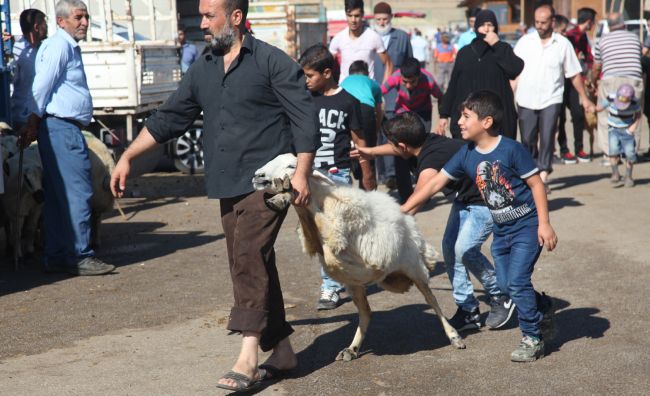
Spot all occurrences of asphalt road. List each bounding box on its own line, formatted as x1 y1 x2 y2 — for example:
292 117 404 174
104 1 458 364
1 141 649 395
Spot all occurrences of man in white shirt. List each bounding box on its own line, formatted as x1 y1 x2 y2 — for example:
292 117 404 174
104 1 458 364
329 0 392 83
513 4 594 190
410 28 429 68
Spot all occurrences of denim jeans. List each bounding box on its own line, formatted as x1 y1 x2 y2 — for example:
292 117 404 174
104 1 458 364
316 167 350 292
442 202 502 311
491 227 543 338
608 127 637 163
38 117 94 265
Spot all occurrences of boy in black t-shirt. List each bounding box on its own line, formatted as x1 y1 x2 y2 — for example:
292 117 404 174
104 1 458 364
299 44 375 310
352 112 514 332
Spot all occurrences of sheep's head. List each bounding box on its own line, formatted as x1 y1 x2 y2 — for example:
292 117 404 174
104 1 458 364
252 153 297 193
0 134 19 161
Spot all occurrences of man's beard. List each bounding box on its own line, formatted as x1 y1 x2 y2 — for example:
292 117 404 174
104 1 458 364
209 20 236 51
374 22 392 36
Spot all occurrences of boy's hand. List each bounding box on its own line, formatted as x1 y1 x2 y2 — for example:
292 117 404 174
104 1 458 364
484 31 500 46
538 223 558 251
626 128 636 135
350 146 374 160
362 173 377 191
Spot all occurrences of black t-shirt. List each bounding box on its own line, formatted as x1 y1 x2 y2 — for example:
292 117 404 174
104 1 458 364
313 89 362 169
414 134 484 205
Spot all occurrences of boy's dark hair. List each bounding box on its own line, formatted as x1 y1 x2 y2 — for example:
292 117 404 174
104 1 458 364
225 0 249 22
576 7 597 24
345 0 364 13
20 9 46 36
382 112 428 148
400 57 421 79
553 14 569 27
349 60 369 75
461 90 504 134
299 44 335 74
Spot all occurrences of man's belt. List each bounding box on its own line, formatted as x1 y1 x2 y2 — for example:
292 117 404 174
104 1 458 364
44 113 85 130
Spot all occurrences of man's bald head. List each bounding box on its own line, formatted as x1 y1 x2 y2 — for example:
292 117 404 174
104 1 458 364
607 12 624 30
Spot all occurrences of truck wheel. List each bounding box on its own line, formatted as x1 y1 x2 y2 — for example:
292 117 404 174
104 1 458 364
173 125 204 174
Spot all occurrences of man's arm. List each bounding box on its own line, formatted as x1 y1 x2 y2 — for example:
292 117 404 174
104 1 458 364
110 127 160 197
400 170 450 215
526 174 557 251
378 52 393 84
570 73 595 113
350 143 395 161
292 152 315 206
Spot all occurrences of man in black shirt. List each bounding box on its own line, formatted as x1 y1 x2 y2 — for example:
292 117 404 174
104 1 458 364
352 112 514 333
110 0 319 391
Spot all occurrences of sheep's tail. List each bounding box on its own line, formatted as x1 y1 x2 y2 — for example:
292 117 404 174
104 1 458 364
423 243 439 271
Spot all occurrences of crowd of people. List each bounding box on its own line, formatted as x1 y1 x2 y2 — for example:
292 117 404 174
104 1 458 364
2 0 648 392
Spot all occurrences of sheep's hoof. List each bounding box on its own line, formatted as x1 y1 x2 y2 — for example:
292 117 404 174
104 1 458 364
450 336 466 349
264 192 292 211
336 347 359 361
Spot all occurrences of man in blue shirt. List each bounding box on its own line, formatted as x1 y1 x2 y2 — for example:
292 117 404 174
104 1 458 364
10 9 47 128
456 8 480 50
21 0 114 276
178 28 198 74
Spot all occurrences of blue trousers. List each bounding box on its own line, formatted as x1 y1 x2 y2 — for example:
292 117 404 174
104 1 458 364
442 202 502 311
491 228 543 338
38 117 94 265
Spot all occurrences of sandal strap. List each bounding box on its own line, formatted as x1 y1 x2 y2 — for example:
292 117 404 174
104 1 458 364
221 370 254 387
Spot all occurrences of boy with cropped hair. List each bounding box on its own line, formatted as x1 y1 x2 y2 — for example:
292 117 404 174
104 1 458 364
403 91 557 362
299 44 375 310
352 111 515 332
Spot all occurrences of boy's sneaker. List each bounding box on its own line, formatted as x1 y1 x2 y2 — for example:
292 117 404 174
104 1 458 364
448 306 482 332
510 335 545 362
317 289 340 310
576 151 591 163
486 296 516 329
561 152 578 164
624 176 635 188
538 292 557 341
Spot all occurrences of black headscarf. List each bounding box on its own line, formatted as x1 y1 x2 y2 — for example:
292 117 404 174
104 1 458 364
474 9 499 39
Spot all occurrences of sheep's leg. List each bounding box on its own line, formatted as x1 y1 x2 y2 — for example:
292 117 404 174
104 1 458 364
336 285 371 361
413 277 466 349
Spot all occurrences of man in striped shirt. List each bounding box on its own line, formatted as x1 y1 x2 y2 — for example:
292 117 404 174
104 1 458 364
592 12 643 160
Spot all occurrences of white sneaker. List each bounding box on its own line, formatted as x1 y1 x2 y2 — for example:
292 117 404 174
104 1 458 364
317 289 340 310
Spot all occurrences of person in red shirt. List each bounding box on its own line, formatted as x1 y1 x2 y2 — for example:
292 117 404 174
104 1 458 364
557 7 597 164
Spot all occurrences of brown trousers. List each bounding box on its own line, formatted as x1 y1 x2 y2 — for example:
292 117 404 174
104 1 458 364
220 190 293 351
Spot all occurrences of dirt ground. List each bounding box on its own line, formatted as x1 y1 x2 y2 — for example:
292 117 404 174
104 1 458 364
1 129 649 395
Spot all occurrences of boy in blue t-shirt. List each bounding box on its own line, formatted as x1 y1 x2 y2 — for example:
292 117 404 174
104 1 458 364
403 90 558 362
596 83 641 187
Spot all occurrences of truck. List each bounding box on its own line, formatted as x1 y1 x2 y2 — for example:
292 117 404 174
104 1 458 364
5 0 186 174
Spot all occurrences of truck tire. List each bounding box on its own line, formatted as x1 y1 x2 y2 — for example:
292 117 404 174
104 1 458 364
173 122 204 174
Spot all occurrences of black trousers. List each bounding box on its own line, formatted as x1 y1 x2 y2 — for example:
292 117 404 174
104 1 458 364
557 79 585 154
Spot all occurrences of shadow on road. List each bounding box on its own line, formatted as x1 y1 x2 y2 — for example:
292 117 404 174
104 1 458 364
549 173 609 191
0 221 223 297
545 296 610 356
548 197 584 211
289 304 454 378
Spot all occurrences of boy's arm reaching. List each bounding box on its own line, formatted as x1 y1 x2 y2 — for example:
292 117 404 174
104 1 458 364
401 170 450 215
401 168 439 215
526 174 558 251
350 143 395 160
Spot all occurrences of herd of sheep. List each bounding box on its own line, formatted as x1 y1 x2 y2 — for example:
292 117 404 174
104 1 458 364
0 123 116 261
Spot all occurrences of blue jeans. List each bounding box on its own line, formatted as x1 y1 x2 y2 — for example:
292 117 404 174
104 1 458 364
38 117 94 265
491 228 543 338
608 127 637 163
316 167 350 292
442 202 502 311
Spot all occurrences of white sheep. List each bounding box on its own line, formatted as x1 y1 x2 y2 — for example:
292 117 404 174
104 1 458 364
253 153 465 362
